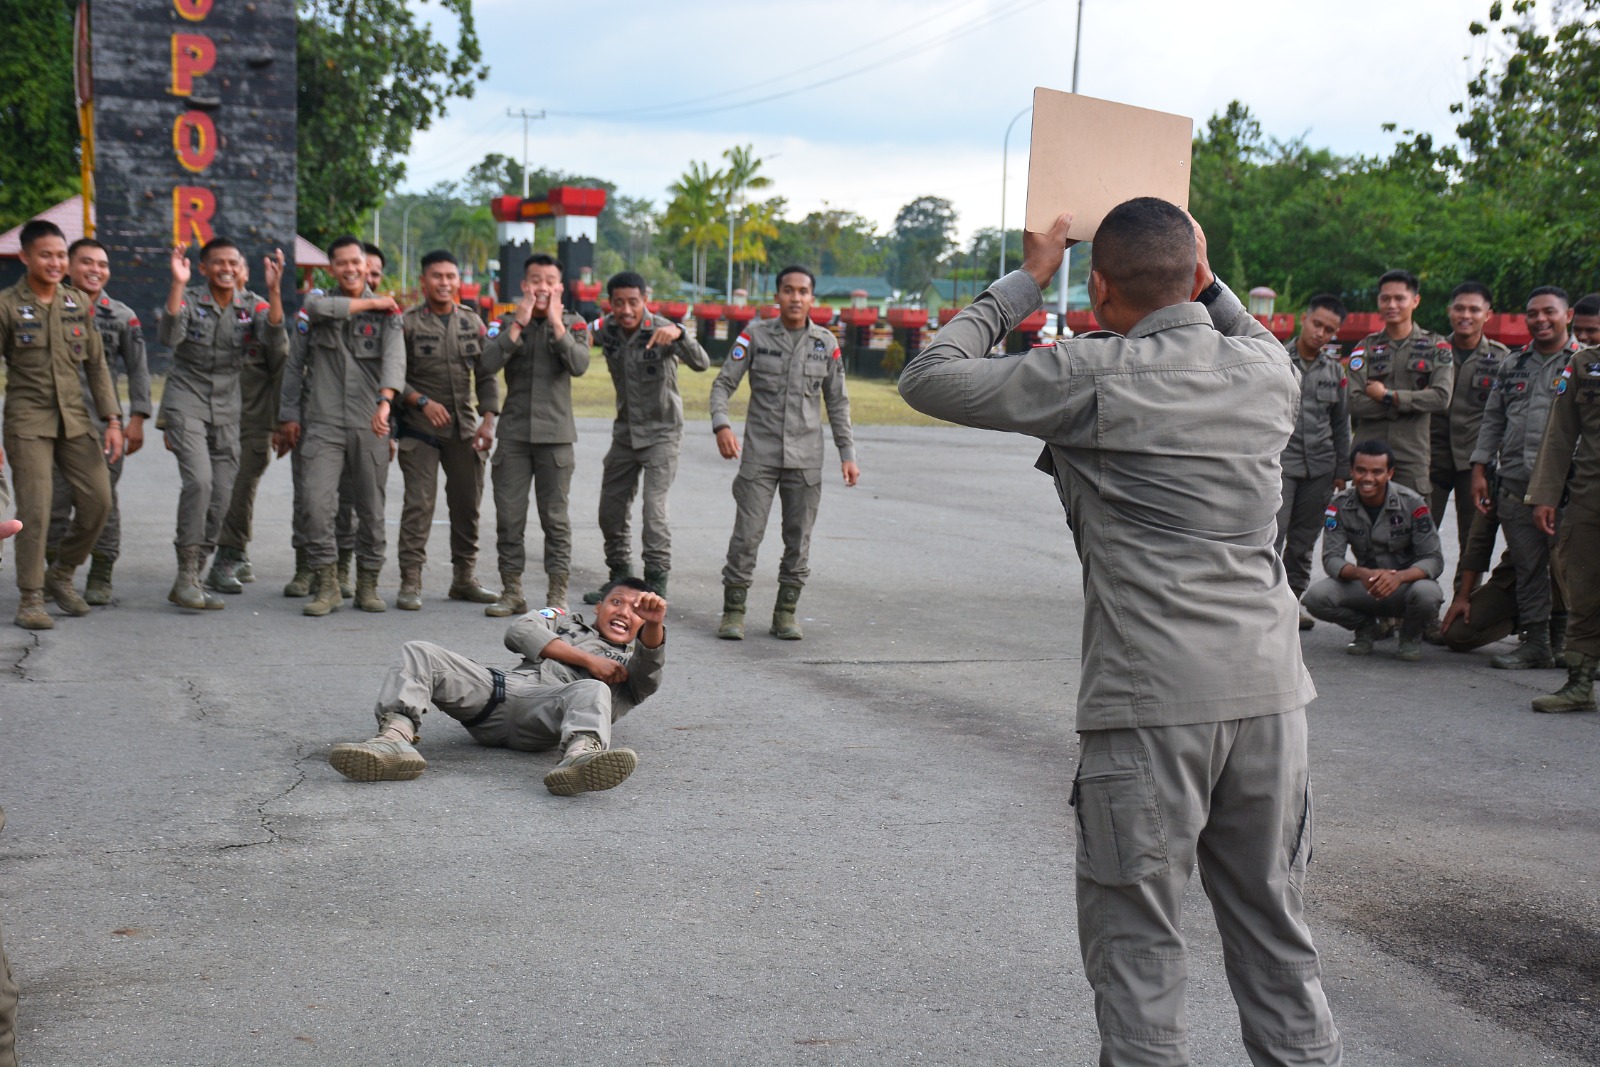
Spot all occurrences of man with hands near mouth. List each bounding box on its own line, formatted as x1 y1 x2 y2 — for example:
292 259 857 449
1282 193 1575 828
479 253 591 615
328 578 666 796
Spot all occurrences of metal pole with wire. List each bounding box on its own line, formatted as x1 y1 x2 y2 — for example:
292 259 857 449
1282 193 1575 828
1058 0 1085 328
400 201 422 296
998 105 1032 281
506 108 547 197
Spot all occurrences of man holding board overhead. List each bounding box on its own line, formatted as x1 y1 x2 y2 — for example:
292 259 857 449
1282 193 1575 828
899 88 1340 1067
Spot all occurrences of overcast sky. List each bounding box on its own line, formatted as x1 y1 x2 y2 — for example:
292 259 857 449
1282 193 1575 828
397 0 1504 244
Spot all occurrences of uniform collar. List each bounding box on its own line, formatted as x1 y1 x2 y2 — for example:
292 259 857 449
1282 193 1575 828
1127 301 1211 339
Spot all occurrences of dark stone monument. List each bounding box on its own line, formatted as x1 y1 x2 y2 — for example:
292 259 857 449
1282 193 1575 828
91 0 296 349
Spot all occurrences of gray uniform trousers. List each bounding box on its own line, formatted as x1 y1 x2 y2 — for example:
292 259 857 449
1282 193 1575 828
1275 473 1335 598
0 915 14 1067
290 447 356 552
4 432 111 591
397 436 485 571
598 439 680 575
722 463 822 588
1430 469 1476 572
300 422 388 570
48 439 124 561
1302 577 1444 630
375 639 613 749
1075 708 1339 1067
1496 480 1558 627
217 432 272 553
491 440 573 577
164 410 240 551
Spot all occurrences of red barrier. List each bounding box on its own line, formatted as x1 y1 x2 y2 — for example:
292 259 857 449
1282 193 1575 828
1255 313 1297 341
887 307 929 329
1485 313 1530 348
839 307 879 327
809 306 835 325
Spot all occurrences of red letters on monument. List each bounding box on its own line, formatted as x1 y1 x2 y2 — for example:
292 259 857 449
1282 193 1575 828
170 2 217 244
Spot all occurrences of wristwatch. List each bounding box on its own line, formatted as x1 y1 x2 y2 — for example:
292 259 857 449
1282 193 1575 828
414 394 431 410
1196 278 1224 306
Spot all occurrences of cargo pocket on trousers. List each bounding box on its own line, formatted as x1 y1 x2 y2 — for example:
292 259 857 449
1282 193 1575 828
1071 747 1169 886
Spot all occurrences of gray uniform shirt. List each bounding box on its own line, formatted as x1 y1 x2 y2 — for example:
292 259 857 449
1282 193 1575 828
502 609 665 722
288 289 407 430
1469 341 1578 485
157 286 288 424
80 291 153 430
400 303 499 442
1281 339 1350 478
1432 337 1510 474
899 271 1316 732
1320 481 1444 578
710 317 856 468
480 312 591 444
593 312 711 448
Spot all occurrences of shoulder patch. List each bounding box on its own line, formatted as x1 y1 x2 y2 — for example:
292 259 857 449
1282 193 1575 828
1324 505 1339 530
255 301 270 314
487 321 501 338
1349 356 1364 370
832 346 842 360
1411 505 1429 519
128 316 141 329
536 606 567 620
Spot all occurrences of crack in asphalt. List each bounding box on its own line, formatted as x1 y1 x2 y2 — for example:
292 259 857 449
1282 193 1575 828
9 634 40 680
218 744 311 852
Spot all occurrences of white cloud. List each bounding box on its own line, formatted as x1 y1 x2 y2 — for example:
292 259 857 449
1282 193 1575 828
397 0 1499 242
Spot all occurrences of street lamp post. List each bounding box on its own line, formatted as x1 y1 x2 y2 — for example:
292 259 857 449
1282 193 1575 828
998 105 1032 281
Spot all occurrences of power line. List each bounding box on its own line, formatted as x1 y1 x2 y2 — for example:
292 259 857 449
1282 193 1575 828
548 0 1047 123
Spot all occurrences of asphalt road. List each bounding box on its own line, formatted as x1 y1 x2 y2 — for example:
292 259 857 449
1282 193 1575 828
1 419 1595 1065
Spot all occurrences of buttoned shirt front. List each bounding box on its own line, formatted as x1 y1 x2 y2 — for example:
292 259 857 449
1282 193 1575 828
290 289 407 430
157 285 287 424
1320 481 1444 578
0 278 117 438
400 303 499 442
1470 340 1579 484
1281 338 1350 478
709 317 855 468
593 312 711 448
480 312 591 444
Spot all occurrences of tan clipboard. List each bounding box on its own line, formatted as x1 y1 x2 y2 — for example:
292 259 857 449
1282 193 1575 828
1024 87 1194 242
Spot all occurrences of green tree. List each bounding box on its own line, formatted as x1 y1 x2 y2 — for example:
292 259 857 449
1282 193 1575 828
719 144 773 291
440 202 495 281
0 0 78 228
770 207 886 276
888 196 957 294
663 160 724 295
297 0 486 246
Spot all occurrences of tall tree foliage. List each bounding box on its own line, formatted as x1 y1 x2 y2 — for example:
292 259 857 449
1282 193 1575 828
0 0 78 228
887 196 957 293
296 0 486 245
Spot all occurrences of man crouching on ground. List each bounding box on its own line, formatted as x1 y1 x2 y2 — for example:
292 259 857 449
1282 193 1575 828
329 577 666 795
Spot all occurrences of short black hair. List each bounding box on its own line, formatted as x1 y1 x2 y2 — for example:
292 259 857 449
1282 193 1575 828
363 242 386 266
328 235 364 258
1306 293 1347 320
1573 292 1600 318
67 238 107 259
419 249 457 271
199 236 240 260
1091 197 1196 311
1351 438 1397 470
1378 269 1419 294
775 265 816 291
1528 285 1569 308
524 253 562 276
607 270 647 296
18 219 65 250
1449 281 1493 306
597 576 652 598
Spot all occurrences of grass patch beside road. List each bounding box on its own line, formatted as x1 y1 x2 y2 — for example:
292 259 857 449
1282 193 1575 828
569 361 949 426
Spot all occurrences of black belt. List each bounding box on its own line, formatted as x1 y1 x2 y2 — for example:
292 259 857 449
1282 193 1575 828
395 421 444 449
462 668 506 728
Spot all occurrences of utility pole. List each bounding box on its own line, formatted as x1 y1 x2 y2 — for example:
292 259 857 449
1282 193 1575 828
506 108 547 198
1058 0 1086 329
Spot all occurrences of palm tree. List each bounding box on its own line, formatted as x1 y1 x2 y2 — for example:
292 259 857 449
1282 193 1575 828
665 161 725 295
733 197 782 291
721 145 773 295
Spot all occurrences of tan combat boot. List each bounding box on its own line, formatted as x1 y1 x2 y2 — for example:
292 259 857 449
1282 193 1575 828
717 584 748 640
396 566 423 611
1532 653 1598 713
168 546 209 611
303 564 344 617
336 549 355 598
545 572 569 611
447 558 498 604
235 550 256 583
543 732 637 796
329 715 427 781
84 554 115 606
43 563 91 617
485 572 526 617
14 590 53 630
284 548 315 597
354 566 386 612
770 583 804 640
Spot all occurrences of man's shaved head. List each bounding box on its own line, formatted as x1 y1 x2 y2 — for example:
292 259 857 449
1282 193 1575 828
1090 197 1197 313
